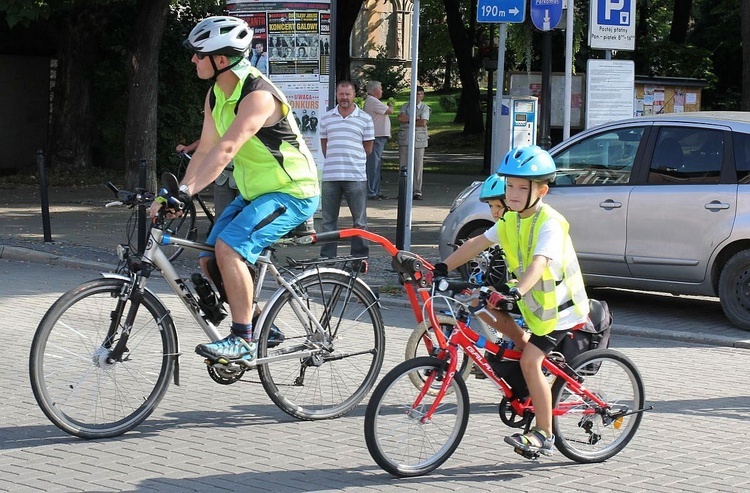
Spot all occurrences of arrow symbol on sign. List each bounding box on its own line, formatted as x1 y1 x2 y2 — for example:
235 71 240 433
509 7 519 15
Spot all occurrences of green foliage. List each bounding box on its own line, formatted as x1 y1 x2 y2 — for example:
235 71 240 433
417 0 457 89
156 0 224 175
438 94 459 112
359 47 407 99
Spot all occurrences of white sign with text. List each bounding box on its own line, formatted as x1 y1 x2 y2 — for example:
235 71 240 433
585 59 635 128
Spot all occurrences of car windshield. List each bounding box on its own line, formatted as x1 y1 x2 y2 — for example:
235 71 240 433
553 127 645 186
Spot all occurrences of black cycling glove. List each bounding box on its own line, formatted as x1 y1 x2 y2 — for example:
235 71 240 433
432 262 449 278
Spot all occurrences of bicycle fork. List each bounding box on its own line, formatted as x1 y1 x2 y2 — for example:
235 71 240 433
103 277 141 365
410 356 459 424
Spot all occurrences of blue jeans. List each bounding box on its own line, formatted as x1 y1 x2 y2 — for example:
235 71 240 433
366 136 388 197
320 180 369 258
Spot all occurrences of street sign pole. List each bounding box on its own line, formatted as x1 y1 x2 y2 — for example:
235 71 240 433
477 0 526 172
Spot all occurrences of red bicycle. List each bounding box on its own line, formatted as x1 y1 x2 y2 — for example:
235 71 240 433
364 276 650 477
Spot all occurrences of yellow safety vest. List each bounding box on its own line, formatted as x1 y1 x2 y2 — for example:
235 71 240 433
211 64 319 201
497 204 588 336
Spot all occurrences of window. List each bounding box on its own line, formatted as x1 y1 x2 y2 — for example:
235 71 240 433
647 127 723 184
553 127 644 186
734 132 750 184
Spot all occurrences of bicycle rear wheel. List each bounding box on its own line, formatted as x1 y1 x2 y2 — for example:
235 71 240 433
29 278 177 439
551 348 645 463
364 357 470 477
162 200 197 261
256 269 385 420
404 316 473 394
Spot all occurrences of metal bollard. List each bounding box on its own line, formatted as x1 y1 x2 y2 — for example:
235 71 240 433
36 149 53 243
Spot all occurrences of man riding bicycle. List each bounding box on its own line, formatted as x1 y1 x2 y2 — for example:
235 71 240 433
150 16 320 365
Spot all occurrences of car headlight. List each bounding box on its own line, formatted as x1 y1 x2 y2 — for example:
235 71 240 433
450 181 483 212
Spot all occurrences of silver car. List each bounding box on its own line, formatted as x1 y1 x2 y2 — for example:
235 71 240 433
439 111 750 330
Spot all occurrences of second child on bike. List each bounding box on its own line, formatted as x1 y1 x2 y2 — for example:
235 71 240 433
151 16 320 365
432 145 589 457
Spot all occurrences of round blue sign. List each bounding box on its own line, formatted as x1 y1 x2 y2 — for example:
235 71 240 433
530 0 564 32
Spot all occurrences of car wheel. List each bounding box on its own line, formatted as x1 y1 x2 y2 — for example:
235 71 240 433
455 225 493 281
718 249 750 331
456 225 491 282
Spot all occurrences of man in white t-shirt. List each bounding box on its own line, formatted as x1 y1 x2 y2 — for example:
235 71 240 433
319 80 375 259
363 80 393 200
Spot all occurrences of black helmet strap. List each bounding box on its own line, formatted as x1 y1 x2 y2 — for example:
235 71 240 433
208 55 244 81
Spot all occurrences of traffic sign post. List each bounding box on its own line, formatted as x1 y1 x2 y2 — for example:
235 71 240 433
477 0 526 24
530 0 563 32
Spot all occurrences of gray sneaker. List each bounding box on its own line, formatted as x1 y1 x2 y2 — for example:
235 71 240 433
196 334 257 364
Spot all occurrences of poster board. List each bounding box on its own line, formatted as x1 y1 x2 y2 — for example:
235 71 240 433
507 72 585 129
226 1 331 166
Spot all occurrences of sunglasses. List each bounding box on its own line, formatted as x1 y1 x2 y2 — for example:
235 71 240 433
194 52 209 60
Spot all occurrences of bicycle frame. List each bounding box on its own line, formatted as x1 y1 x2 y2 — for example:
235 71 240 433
409 293 613 425
113 225 354 368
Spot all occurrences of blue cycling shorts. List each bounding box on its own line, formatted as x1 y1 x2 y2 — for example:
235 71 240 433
200 192 319 264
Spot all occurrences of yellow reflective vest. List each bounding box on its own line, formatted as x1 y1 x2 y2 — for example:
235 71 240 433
497 204 588 336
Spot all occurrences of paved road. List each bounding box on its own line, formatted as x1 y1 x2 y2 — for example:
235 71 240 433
2 260 750 492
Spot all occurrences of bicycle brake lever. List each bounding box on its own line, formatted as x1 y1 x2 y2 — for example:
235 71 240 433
105 201 124 208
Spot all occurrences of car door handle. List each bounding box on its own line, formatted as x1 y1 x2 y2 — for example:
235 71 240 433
704 200 730 211
599 199 622 210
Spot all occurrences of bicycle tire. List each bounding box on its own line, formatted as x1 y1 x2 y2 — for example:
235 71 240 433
364 357 470 477
29 277 177 439
551 348 645 463
404 316 473 394
256 269 385 420
162 199 197 262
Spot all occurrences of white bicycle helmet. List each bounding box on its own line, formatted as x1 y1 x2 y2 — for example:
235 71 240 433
184 16 252 57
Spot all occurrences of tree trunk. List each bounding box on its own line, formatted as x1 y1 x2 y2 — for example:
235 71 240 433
335 0 365 83
633 0 650 75
442 52 452 91
123 0 171 190
48 11 104 170
669 0 693 44
444 0 483 134
742 0 750 111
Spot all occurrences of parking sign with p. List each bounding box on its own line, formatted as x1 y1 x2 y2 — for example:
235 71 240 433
589 0 636 51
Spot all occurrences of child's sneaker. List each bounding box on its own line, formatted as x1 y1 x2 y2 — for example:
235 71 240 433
196 334 257 364
504 427 555 456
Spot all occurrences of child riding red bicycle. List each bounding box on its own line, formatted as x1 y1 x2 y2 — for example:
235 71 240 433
432 145 590 457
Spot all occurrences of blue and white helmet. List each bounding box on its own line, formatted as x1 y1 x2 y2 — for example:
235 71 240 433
497 145 557 183
479 174 506 203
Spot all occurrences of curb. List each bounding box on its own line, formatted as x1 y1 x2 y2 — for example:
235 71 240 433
0 244 116 272
4 243 750 350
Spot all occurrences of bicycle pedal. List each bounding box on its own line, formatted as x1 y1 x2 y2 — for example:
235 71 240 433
513 447 540 460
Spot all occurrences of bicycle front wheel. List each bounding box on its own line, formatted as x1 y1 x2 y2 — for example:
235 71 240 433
29 278 177 439
364 357 470 477
162 200 197 261
404 316 473 394
257 270 385 420
552 348 646 463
